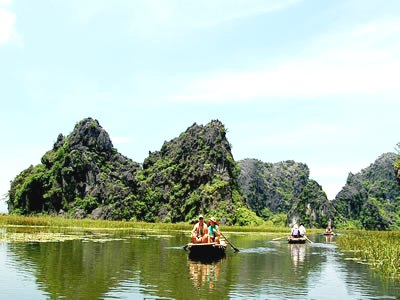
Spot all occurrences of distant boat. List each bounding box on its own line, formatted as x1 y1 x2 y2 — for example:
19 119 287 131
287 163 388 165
185 242 227 260
323 232 336 236
287 236 307 244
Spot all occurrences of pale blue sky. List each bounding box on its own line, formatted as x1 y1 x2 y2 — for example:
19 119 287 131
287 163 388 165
1 0 399 212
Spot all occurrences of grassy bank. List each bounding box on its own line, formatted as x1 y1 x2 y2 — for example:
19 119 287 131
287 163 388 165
0 214 290 233
336 231 400 278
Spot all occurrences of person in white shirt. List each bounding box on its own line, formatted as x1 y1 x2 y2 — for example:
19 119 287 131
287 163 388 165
299 223 306 237
291 224 300 237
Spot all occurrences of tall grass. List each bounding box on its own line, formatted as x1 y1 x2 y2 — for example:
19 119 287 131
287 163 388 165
336 231 400 278
0 214 291 233
0 214 191 231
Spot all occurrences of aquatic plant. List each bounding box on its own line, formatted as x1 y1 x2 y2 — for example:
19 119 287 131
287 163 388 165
336 231 400 278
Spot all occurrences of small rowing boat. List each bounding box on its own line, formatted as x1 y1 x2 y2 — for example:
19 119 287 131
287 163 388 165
185 242 227 260
287 236 307 244
324 232 335 236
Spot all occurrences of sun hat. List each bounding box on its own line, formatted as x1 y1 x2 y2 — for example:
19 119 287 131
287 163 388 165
210 217 216 223
198 214 204 219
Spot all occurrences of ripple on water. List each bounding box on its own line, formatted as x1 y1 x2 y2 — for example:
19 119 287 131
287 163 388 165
240 247 276 254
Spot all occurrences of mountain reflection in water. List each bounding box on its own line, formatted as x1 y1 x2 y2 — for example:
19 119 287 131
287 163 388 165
0 228 399 299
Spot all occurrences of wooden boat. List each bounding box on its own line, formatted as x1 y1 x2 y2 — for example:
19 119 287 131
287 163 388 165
287 236 307 244
185 242 227 260
324 232 335 236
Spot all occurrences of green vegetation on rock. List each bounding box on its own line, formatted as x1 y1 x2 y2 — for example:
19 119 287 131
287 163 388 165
7 119 253 225
332 153 400 230
238 159 333 227
8 118 141 220
137 120 249 224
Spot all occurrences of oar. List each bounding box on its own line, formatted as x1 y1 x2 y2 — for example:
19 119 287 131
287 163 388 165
304 235 314 244
272 236 287 241
220 232 239 252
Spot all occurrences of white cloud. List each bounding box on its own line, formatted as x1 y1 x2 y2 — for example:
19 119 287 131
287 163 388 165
0 7 15 44
0 3 21 46
172 18 400 103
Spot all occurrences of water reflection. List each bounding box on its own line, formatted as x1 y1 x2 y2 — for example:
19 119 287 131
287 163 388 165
7 238 139 299
1 229 399 299
324 234 334 243
290 244 306 269
188 260 222 291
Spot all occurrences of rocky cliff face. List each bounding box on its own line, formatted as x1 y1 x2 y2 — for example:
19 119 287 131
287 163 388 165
8 118 248 224
138 120 245 224
238 159 333 227
332 153 400 229
8 118 141 219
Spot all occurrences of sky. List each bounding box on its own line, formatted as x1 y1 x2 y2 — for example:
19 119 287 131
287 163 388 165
1 0 399 212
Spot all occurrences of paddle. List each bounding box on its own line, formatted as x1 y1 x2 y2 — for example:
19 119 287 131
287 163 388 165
304 235 314 244
220 232 239 252
272 236 287 241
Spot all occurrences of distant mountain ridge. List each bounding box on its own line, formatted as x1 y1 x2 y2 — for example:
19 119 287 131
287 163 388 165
8 118 254 224
7 117 400 228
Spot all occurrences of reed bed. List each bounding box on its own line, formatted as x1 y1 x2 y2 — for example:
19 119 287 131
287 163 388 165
336 231 400 278
0 214 290 233
0 214 191 231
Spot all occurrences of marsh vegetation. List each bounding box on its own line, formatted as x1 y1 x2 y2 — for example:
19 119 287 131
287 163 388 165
337 231 400 278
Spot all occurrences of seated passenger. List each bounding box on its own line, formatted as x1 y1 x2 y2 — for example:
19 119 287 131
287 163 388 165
208 217 220 244
291 224 300 238
191 214 209 244
299 223 306 237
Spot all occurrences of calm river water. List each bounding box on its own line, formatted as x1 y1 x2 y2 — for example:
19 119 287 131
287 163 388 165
0 227 399 299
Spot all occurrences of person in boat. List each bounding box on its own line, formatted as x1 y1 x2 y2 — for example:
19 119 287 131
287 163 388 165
208 216 220 244
191 214 209 244
299 223 306 237
291 223 300 238
325 226 332 234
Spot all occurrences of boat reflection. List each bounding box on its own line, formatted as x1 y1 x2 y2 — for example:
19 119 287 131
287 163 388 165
188 259 222 290
188 251 226 263
289 244 306 268
324 234 335 243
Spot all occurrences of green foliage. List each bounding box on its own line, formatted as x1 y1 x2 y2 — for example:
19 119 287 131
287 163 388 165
74 196 98 213
336 219 363 230
360 197 391 230
233 207 263 226
260 207 272 220
268 213 288 227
